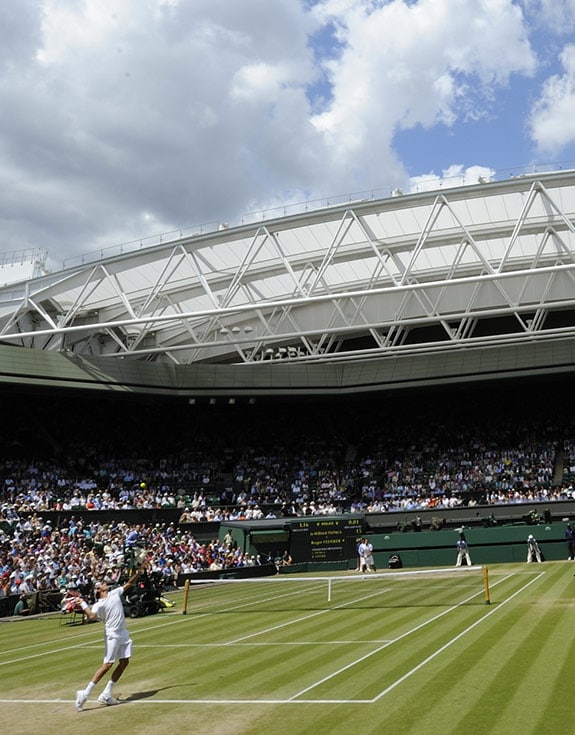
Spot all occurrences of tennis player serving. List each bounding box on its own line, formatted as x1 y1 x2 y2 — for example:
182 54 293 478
75 558 149 711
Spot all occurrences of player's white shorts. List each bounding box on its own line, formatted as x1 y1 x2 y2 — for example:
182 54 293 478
103 631 133 664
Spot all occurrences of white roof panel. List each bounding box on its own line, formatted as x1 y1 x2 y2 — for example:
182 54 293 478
2 171 575 365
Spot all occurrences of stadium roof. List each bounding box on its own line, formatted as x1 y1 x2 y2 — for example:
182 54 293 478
2 170 575 396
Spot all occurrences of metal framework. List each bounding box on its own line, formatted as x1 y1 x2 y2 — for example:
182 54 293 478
2 170 575 369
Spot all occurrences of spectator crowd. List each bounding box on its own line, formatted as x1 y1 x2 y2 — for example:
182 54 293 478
2 382 575 606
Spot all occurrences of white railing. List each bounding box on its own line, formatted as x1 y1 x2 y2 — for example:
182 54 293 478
61 159 575 270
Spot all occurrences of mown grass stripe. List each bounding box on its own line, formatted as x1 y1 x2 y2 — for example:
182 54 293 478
2 563 572 735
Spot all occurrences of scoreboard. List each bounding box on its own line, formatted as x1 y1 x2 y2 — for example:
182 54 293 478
289 516 364 563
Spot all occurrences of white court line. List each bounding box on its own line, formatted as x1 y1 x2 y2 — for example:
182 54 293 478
0 698 374 705
287 573 498 701
137 640 392 647
226 585 391 645
0 581 328 666
0 570 541 706
0 576 371 666
0 640 105 667
371 569 545 702
0 571 477 662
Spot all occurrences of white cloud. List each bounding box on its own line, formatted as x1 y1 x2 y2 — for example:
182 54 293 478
0 0 557 270
524 0 575 35
409 164 495 193
310 0 536 189
0 0 323 265
530 44 575 154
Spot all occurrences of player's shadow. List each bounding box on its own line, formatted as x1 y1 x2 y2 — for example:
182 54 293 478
125 685 181 702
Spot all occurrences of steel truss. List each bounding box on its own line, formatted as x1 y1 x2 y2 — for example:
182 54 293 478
2 170 575 366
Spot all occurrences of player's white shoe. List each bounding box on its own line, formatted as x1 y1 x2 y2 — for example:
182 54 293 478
75 690 87 712
98 693 120 706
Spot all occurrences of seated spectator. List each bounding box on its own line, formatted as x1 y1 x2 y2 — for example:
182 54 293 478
14 593 30 616
60 583 83 614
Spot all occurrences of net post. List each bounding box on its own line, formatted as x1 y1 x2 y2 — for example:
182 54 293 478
182 578 190 614
328 578 332 603
482 565 491 605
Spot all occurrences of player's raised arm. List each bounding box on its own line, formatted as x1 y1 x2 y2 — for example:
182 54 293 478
122 558 149 593
78 596 98 621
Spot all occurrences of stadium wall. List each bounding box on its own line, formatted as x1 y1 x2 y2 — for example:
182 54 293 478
364 500 575 532
2 339 575 395
370 523 571 568
2 521 570 617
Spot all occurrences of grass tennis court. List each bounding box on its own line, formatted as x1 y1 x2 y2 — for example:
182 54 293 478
2 561 574 735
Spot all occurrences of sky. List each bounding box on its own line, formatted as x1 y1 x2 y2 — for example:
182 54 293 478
2 0 575 272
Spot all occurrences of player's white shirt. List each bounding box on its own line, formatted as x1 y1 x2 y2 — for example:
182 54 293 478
92 586 127 637
359 542 373 558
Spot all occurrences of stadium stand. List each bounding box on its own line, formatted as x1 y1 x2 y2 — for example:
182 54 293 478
3 172 575 614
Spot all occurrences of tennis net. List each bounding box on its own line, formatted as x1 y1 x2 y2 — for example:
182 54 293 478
181 566 490 615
